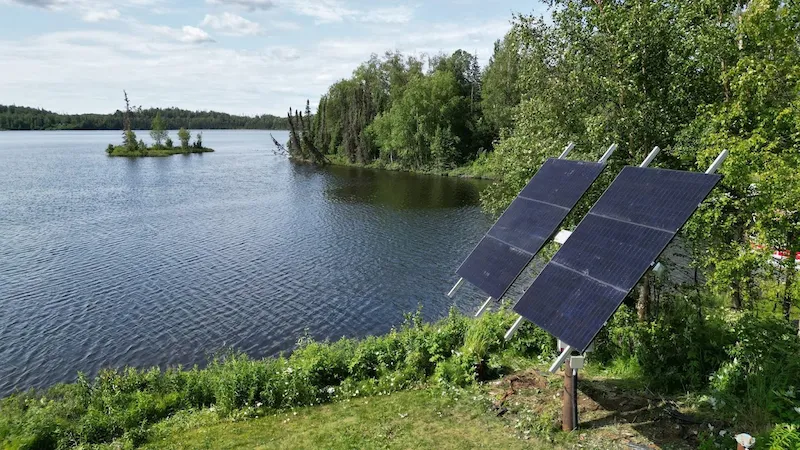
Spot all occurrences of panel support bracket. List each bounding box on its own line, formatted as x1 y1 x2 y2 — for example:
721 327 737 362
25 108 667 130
549 345 574 373
640 146 661 168
446 277 464 298
706 150 729 174
558 142 575 159
598 143 618 163
474 296 493 317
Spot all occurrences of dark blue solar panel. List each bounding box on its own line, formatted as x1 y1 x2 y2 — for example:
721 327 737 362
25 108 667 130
489 197 566 254
456 158 605 299
514 167 720 352
520 159 608 207
457 236 533 299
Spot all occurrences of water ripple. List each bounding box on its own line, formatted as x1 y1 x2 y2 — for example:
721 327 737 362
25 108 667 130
0 130 492 396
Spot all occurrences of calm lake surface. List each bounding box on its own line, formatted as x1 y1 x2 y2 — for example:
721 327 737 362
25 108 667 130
0 130 492 396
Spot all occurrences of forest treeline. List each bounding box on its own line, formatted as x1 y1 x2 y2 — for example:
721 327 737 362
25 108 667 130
285 49 511 170
0 105 289 130
285 0 800 439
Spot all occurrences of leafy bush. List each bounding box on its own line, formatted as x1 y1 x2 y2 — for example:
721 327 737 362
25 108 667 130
593 297 735 392
759 423 800 450
708 314 800 426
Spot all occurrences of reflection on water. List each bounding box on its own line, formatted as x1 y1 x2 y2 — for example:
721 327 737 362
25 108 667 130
0 130 493 396
324 165 486 209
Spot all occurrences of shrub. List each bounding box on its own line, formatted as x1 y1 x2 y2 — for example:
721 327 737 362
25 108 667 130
708 314 800 426
178 127 190 149
759 423 800 449
0 308 555 449
165 137 173 149
106 144 114 154
593 297 735 392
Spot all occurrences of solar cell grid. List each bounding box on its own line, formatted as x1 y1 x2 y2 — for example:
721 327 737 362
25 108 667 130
513 167 720 352
456 158 606 300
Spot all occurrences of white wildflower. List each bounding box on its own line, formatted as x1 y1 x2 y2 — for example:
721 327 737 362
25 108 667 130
327 387 335 395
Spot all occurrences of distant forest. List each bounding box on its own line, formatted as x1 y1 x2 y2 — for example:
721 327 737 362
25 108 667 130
0 105 289 130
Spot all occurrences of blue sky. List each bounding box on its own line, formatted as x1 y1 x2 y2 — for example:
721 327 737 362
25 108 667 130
0 0 547 115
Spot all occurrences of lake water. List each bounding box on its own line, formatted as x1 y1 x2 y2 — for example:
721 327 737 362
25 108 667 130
0 130 492 396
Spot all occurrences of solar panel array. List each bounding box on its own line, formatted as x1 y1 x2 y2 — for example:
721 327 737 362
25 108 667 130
456 158 606 299
513 167 720 352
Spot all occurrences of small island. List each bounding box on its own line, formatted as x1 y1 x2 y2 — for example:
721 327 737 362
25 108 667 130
106 91 214 157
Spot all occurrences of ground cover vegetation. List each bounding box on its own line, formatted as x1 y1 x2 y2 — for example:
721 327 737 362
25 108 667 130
105 92 213 157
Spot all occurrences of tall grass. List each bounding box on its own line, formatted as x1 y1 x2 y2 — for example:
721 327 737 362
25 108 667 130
0 308 548 449
2 298 798 449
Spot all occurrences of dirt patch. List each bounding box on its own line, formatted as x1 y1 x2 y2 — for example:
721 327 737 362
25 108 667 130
483 370 713 449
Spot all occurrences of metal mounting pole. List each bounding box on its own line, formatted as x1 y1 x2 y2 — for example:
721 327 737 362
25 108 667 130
572 366 579 430
562 358 576 431
446 277 464 298
640 146 661 168
558 142 575 159
474 296 493 317
598 143 618 164
706 150 729 174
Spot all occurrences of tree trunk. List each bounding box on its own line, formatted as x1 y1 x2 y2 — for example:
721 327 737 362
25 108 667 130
783 249 796 321
637 273 650 321
732 279 743 309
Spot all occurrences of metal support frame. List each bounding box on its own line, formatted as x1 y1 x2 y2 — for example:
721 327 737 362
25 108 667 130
446 278 464 298
598 143 618 163
706 150 729 174
474 296 493 317
548 345 574 373
640 146 661 168
558 141 576 159
504 316 525 340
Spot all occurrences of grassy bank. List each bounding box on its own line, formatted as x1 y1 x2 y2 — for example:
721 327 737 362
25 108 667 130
106 146 214 157
1 303 798 449
325 151 497 180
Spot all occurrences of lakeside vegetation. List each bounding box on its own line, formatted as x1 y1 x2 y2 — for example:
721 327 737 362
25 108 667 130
0 105 288 131
106 95 213 157
0 306 797 449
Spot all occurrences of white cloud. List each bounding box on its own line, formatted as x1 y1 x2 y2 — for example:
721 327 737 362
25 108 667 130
82 8 120 22
147 24 215 43
178 26 214 43
201 12 262 36
288 0 356 23
205 0 275 11
360 6 414 24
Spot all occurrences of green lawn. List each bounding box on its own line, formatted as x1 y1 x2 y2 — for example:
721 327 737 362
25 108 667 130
143 388 541 450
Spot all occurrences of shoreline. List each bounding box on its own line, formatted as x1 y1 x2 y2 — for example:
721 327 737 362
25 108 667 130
293 154 498 181
107 146 214 157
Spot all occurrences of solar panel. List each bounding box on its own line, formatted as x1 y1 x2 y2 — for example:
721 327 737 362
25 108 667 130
513 167 720 352
456 158 606 299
